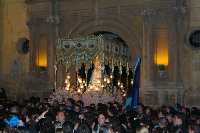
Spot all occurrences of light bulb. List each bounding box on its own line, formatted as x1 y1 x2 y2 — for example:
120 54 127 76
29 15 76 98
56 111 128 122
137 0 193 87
67 75 70 79
120 85 123 88
80 85 84 89
67 84 70 87
110 75 113 79
131 80 133 84
123 93 126 97
107 79 110 84
118 82 121 86
78 78 82 83
78 89 81 93
65 80 68 84
104 78 107 82
65 86 69 91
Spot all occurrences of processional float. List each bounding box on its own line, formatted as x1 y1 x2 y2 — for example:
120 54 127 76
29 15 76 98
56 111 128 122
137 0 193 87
53 35 132 105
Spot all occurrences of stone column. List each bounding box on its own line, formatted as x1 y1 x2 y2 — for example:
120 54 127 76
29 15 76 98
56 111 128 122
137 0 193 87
45 16 60 87
27 20 38 74
142 9 155 88
173 4 187 104
141 9 157 105
0 0 3 75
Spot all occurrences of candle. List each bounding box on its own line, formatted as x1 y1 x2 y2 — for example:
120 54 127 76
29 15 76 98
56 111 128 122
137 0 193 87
111 58 114 72
54 64 57 89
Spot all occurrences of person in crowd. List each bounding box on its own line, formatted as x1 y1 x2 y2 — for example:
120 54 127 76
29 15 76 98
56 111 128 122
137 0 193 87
55 110 66 130
0 88 7 101
1 95 200 133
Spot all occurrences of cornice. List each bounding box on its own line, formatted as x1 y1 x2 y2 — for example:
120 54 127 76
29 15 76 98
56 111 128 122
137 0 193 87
26 0 51 4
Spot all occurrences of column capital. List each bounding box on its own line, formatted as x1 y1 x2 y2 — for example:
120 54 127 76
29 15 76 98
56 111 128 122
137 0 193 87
46 15 60 25
141 8 156 17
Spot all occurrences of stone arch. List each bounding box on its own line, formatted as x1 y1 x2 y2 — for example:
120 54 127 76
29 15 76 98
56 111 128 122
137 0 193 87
69 18 142 54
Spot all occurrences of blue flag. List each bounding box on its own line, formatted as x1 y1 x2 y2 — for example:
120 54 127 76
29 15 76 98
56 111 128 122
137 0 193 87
124 57 141 109
131 57 141 108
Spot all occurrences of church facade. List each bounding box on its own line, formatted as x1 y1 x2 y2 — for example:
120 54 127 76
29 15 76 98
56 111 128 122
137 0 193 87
0 0 200 106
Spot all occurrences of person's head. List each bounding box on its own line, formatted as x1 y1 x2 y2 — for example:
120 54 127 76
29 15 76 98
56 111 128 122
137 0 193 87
166 114 173 123
0 88 4 93
159 117 167 128
62 121 73 133
56 111 65 123
188 125 200 133
77 100 84 108
173 114 183 126
99 126 110 133
137 104 144 114
76 123 91 133
136 126 149 133
74 104 81 113
165 107 171 114
145 107 151 115
158 111 164 118
38 117 54 133
110 118 127 133
98 114 106 126
55 128 63 133
66 98 73 107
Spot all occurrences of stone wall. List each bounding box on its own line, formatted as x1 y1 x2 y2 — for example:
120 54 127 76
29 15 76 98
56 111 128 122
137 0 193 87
0 0 199 106
0 0 30 100
189 0 200 88
0 0 29 75
180 0 200 106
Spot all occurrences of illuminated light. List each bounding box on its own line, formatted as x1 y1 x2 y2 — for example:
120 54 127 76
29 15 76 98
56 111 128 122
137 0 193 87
80 85 84 89
118 82 121 86
77 89 81 93
67 84 70 87
110 75 113 79
97 80 101 84
67 75 71 79
65 86 70 91
101 85 104 88
104 78 107 82
131 80 133 84
78 78 82 83
65 79 68 84
120 85 123 88
154 29 169 66
107 79 110 84
123 93 126 97
36 36 48 67
95 88 99 91
83 80 86 84
66 87 70 91
37 57 47 67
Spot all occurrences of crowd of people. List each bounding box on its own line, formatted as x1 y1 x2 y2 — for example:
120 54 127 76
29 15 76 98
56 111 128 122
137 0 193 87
0 90 200 133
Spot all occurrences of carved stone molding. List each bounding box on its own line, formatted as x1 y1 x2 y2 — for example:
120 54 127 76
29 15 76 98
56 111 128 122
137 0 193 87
141 8 156 17
46 15 60 24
